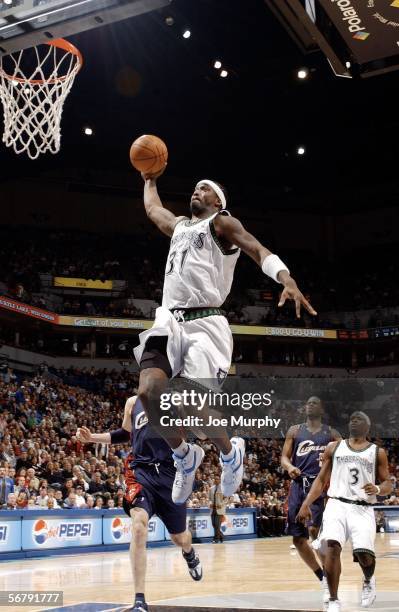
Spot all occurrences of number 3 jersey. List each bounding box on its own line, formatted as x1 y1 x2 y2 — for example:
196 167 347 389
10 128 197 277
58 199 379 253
162 211 240 310
327 440 378 504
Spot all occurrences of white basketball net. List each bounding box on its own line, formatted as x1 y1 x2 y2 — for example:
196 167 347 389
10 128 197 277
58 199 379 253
0 41 81 160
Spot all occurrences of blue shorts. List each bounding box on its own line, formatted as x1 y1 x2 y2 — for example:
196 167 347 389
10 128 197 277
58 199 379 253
123 462 186 535
286 478 324 538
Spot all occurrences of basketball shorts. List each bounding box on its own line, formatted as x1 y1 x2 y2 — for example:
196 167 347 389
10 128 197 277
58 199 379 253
123 455 186 535
286 478 324 538
133 306 233 383
318 498 376 556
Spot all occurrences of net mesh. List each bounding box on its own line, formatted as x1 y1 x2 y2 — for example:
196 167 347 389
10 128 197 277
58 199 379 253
0 41 81 160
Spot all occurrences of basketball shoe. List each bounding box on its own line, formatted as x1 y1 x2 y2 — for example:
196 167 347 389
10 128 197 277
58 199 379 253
172 443 205 504
361 576 376 608
182 548 203 581
220 437 245 496
327 599 341 612
322 576 330 610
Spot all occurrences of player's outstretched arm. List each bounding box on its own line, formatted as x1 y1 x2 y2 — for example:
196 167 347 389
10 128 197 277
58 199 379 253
141 170 186 237
363 447 393 497
213 214 317 318
296 442 337 523
77 397 135 444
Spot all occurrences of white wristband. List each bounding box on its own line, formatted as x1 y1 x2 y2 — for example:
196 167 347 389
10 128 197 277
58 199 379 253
375 485 381 495
261 254 290 283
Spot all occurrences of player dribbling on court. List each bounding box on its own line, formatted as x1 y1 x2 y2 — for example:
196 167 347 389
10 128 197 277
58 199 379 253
134 166 317 505
296 411 392 611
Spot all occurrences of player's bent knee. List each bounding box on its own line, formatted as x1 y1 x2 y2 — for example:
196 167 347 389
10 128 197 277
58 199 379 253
138 370 166 401
327 540 342 554
170 532 186 546
293 536 307 548
355 552 374 566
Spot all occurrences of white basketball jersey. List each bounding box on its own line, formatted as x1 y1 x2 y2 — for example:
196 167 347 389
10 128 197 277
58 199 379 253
162 212 240 309
327 440 378 504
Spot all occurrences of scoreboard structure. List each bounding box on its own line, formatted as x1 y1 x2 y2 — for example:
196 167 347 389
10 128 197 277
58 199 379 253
265 0 399 78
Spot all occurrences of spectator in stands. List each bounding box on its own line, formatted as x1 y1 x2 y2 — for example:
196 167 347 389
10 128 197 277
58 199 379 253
35 486 49 507
6 492 18 510
0 464 14 507
64 492 79 509
89 472 107 495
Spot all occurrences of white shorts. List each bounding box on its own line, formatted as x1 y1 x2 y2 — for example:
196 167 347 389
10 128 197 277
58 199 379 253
133 306 233 382
319 498 376 555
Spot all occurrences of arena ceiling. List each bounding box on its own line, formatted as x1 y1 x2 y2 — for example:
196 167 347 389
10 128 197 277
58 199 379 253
0 0 398 213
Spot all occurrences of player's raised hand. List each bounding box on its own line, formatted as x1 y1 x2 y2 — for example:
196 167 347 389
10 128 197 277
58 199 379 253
76 426 93 443
278 278 317 319
288 466 301 479
141 165 166 182
296 503 312 524
362 483 379 496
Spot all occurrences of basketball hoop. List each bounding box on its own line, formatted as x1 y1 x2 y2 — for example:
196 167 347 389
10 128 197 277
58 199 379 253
0 39 83 160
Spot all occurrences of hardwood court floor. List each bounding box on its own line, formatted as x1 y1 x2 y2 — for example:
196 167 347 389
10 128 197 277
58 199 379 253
1 534 398 611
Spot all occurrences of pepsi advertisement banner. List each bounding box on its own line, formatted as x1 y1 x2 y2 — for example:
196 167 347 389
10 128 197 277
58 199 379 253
0 516 21 552
219 512 254 536
103 515 165 545
22 516 102 550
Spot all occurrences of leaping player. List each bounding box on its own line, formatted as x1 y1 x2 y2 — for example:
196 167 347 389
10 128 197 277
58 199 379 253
134 168 317 504
297 411 392 611
281 396 341 608
77 395 202 612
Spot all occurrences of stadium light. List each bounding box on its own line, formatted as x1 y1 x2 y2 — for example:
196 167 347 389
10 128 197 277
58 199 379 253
182 29 191 39
297 68 309 80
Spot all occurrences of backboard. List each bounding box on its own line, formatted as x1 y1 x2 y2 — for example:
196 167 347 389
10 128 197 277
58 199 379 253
0 0 171 55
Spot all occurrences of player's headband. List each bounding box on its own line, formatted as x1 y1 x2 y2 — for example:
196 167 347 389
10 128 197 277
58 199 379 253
199 179 227 210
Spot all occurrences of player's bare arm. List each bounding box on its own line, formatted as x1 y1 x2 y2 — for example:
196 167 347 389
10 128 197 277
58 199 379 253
362 447 392 497
141 169 186 237
281 425 301 478
296 441 338 523
77 396 135 443
213 214 317 318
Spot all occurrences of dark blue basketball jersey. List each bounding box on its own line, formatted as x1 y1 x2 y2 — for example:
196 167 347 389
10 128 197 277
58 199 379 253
129 398 175 472
291 423 333 477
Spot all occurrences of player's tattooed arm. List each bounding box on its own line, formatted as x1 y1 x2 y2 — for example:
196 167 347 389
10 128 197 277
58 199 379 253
281 425 301 479
142 172 187 237
330 428 342 441
363 447 392 497
213 214 317 317
296 442 337 523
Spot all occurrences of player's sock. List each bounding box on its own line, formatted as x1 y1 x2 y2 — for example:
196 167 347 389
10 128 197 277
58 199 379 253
172 441 189 458
182 547 196 562
221 446 235 461
315 567 324 581
132 593 147 612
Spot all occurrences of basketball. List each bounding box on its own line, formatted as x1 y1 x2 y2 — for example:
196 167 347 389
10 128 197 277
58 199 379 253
129 134 168 175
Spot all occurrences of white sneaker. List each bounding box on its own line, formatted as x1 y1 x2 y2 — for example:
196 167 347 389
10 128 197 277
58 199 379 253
327 600 342 612
361 576 376 608
322 576 330 608
172 443 205 504
220 437 245 496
